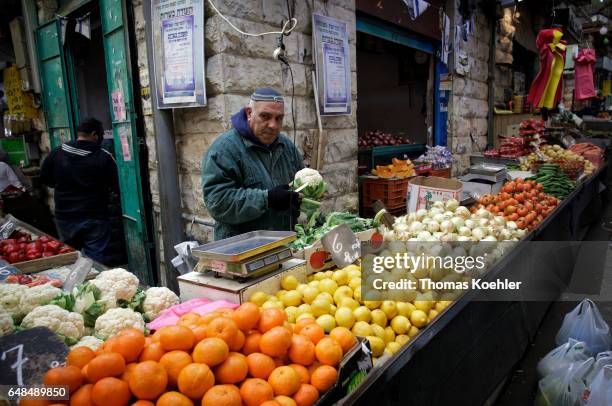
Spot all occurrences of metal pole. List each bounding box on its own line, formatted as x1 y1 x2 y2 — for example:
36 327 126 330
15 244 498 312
143 0 184 293
487 10 497 150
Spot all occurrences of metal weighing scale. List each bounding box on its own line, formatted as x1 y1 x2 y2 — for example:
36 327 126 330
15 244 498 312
191 231 296 280
460 163 508 200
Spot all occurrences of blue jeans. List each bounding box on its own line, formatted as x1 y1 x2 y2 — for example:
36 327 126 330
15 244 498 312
55 218 112 265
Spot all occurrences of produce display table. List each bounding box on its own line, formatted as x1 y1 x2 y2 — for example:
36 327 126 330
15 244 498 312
339 164 608 406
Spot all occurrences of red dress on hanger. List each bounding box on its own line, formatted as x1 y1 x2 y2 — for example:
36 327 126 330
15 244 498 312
574 48 597 101
527 28 567 109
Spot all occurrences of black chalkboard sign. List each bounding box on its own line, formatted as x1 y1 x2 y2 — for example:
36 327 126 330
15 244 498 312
0 327 68 386
321 224 360 268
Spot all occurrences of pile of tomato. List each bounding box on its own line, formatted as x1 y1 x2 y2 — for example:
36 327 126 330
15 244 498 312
471 178 560 230
0 230 74 263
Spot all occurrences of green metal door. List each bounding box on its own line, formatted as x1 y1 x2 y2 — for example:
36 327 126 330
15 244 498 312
35 20 75 148
100 0 153 284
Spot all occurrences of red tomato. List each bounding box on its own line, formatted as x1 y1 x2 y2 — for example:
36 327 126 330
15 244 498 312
7 252 21 263
42 251 55 258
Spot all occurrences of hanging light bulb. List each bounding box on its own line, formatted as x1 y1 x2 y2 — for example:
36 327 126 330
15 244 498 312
600 26 608 35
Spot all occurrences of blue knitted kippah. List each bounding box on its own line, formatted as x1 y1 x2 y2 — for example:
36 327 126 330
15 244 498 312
251 87 284 103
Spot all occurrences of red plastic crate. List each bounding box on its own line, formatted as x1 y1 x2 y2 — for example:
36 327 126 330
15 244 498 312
360 178 410 209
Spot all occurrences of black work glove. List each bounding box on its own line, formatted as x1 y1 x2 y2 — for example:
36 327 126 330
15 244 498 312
268 184 300 211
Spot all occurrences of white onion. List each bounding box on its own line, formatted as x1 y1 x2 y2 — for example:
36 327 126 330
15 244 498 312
506 221 518 230
478 218 490 227
458 226 472 237
427 221 440 233
499 229 512 240
464 219 476 229
493 216 506 227
445 199 459 211
433 213 446 223
416 209 428 220
472 227 486 240
394 223 409 233
483 235 497 241
433 232 445 240
439 220 454 233
407 212 418 222
432 201 445 210
409 221 424 234
417 230 432 240
455 206 471 219
476 208 491 219
451 217 465 229
457 236 471 242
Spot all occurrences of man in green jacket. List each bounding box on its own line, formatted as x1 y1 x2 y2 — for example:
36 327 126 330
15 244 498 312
202 88 304 240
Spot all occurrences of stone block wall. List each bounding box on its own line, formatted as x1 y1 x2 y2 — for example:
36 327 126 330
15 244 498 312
131 0 359 258
448 2 490 175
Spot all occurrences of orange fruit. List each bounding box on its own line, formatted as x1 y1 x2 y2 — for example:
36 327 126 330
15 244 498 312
240 378 274 406
192 337 228 367
231 302 261 332
139 341 165 362
128 361 168 399
314 338 342 367
121 363 138 383
229 329 245 351
67 347 96 368
131 401 155 406
86 352 126 382
246 353 276 380
91 377 131 406
177 363 214 400
242 332 262 355
258 308 287 333
260 402 281 406
158 326 195 352
292 384 319 406
275 396 298 406
288 335 315 366
69 383 93 406
259 326 292 358
289 364 310 385
202 384 241 406
81 365 89 382
310 365 337 393
159 350 193 386
152 329 162 342
329 327 356 354
178 312 201 326
155 391 193 406
206 317 239 345
191 324 208 343
44 365 83 392
103 336 119 350
293 319 315 334
214 352 248 384
217 307 235 315
300 324 324 345
306 362 321 377
115 329 146 362
268 366 301 396
200 311 222 325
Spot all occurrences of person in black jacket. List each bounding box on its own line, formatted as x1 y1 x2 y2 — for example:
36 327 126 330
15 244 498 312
41 118 120 265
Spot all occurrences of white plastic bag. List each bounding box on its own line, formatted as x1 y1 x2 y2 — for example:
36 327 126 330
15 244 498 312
584 356 612 386
537 338 592 378
585 365 612 406
535 358 595 406
556 299 612 355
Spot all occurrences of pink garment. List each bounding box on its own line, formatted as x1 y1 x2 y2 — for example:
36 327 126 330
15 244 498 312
147 298 239 331
574 48 597 101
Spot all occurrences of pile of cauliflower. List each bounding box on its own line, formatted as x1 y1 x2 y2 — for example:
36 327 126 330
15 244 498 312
0 268 179 347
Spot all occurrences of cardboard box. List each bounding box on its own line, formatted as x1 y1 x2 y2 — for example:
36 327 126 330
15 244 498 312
406 176 463 212
177 259 306 304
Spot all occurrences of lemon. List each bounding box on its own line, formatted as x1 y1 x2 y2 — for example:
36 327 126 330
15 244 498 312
311 299 331 317
385 341 402 355
364 301 381 310
353 306 371 323
297 303 312 315
297 313 315 322
262 300 284 310
343 264 361 275
396 302 415 318
353 286 362 303
349 277 362 291
307 275 314 282
371 324 386 341
319 279 339 295
249 291 268 306
335 307 356 329
367 336 385 357
352 321 373 337
384 327 396 343
316 314 336 332
276 289 287 299
339 297 359 311
434 302 446 313
414 300 433 312
333 270 349 286
347 269 361 280
408 325 419 338
308 280 321 288
380 301 398 319
395 334 410 346
284 306 298 323
316 292 334 304
314 272 327 281
282 290 303 307
428 309 439 321
333 286 354 304
281 275 299 290
296 284 308 294
329 304 337 316
410 310 428 328
302 287 319 303
390 315 411 335
371 309 387 328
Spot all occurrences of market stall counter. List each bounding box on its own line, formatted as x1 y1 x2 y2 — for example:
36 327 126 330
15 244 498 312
340 164 608 406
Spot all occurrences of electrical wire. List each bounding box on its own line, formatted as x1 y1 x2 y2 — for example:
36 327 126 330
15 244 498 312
286 63 297 147
207 0 298 37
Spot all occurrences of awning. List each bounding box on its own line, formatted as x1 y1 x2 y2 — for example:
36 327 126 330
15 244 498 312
513 10 538 54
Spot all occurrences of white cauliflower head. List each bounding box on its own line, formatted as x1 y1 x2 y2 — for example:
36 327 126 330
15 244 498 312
143 287 179 321
94 307 145 339
21 304 84 345
0 306 14 337
72 335 104 351
0 284 27 321
19 284 62 316
90 268 139 308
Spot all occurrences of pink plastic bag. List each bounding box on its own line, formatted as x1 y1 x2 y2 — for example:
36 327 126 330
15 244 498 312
147 298 239 331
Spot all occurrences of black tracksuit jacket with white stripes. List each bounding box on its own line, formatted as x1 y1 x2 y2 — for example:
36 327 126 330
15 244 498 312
41 140 119 220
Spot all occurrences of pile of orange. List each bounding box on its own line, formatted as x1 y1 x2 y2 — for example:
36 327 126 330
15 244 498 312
32 303 357 406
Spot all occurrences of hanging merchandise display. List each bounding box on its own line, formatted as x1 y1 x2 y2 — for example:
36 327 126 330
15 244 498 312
527 28 567 110
574 48 597 101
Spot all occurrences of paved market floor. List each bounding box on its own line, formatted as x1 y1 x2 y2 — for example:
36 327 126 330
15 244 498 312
492 181 612 405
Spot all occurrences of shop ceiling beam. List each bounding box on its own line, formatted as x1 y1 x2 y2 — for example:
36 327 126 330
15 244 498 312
144 0 184 293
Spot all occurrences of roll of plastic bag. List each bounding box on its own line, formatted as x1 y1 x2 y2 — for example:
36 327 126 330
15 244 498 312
556 299 612 355
537 338 592 378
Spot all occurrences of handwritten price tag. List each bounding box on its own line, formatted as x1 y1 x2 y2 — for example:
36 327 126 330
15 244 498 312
321 224 360 268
